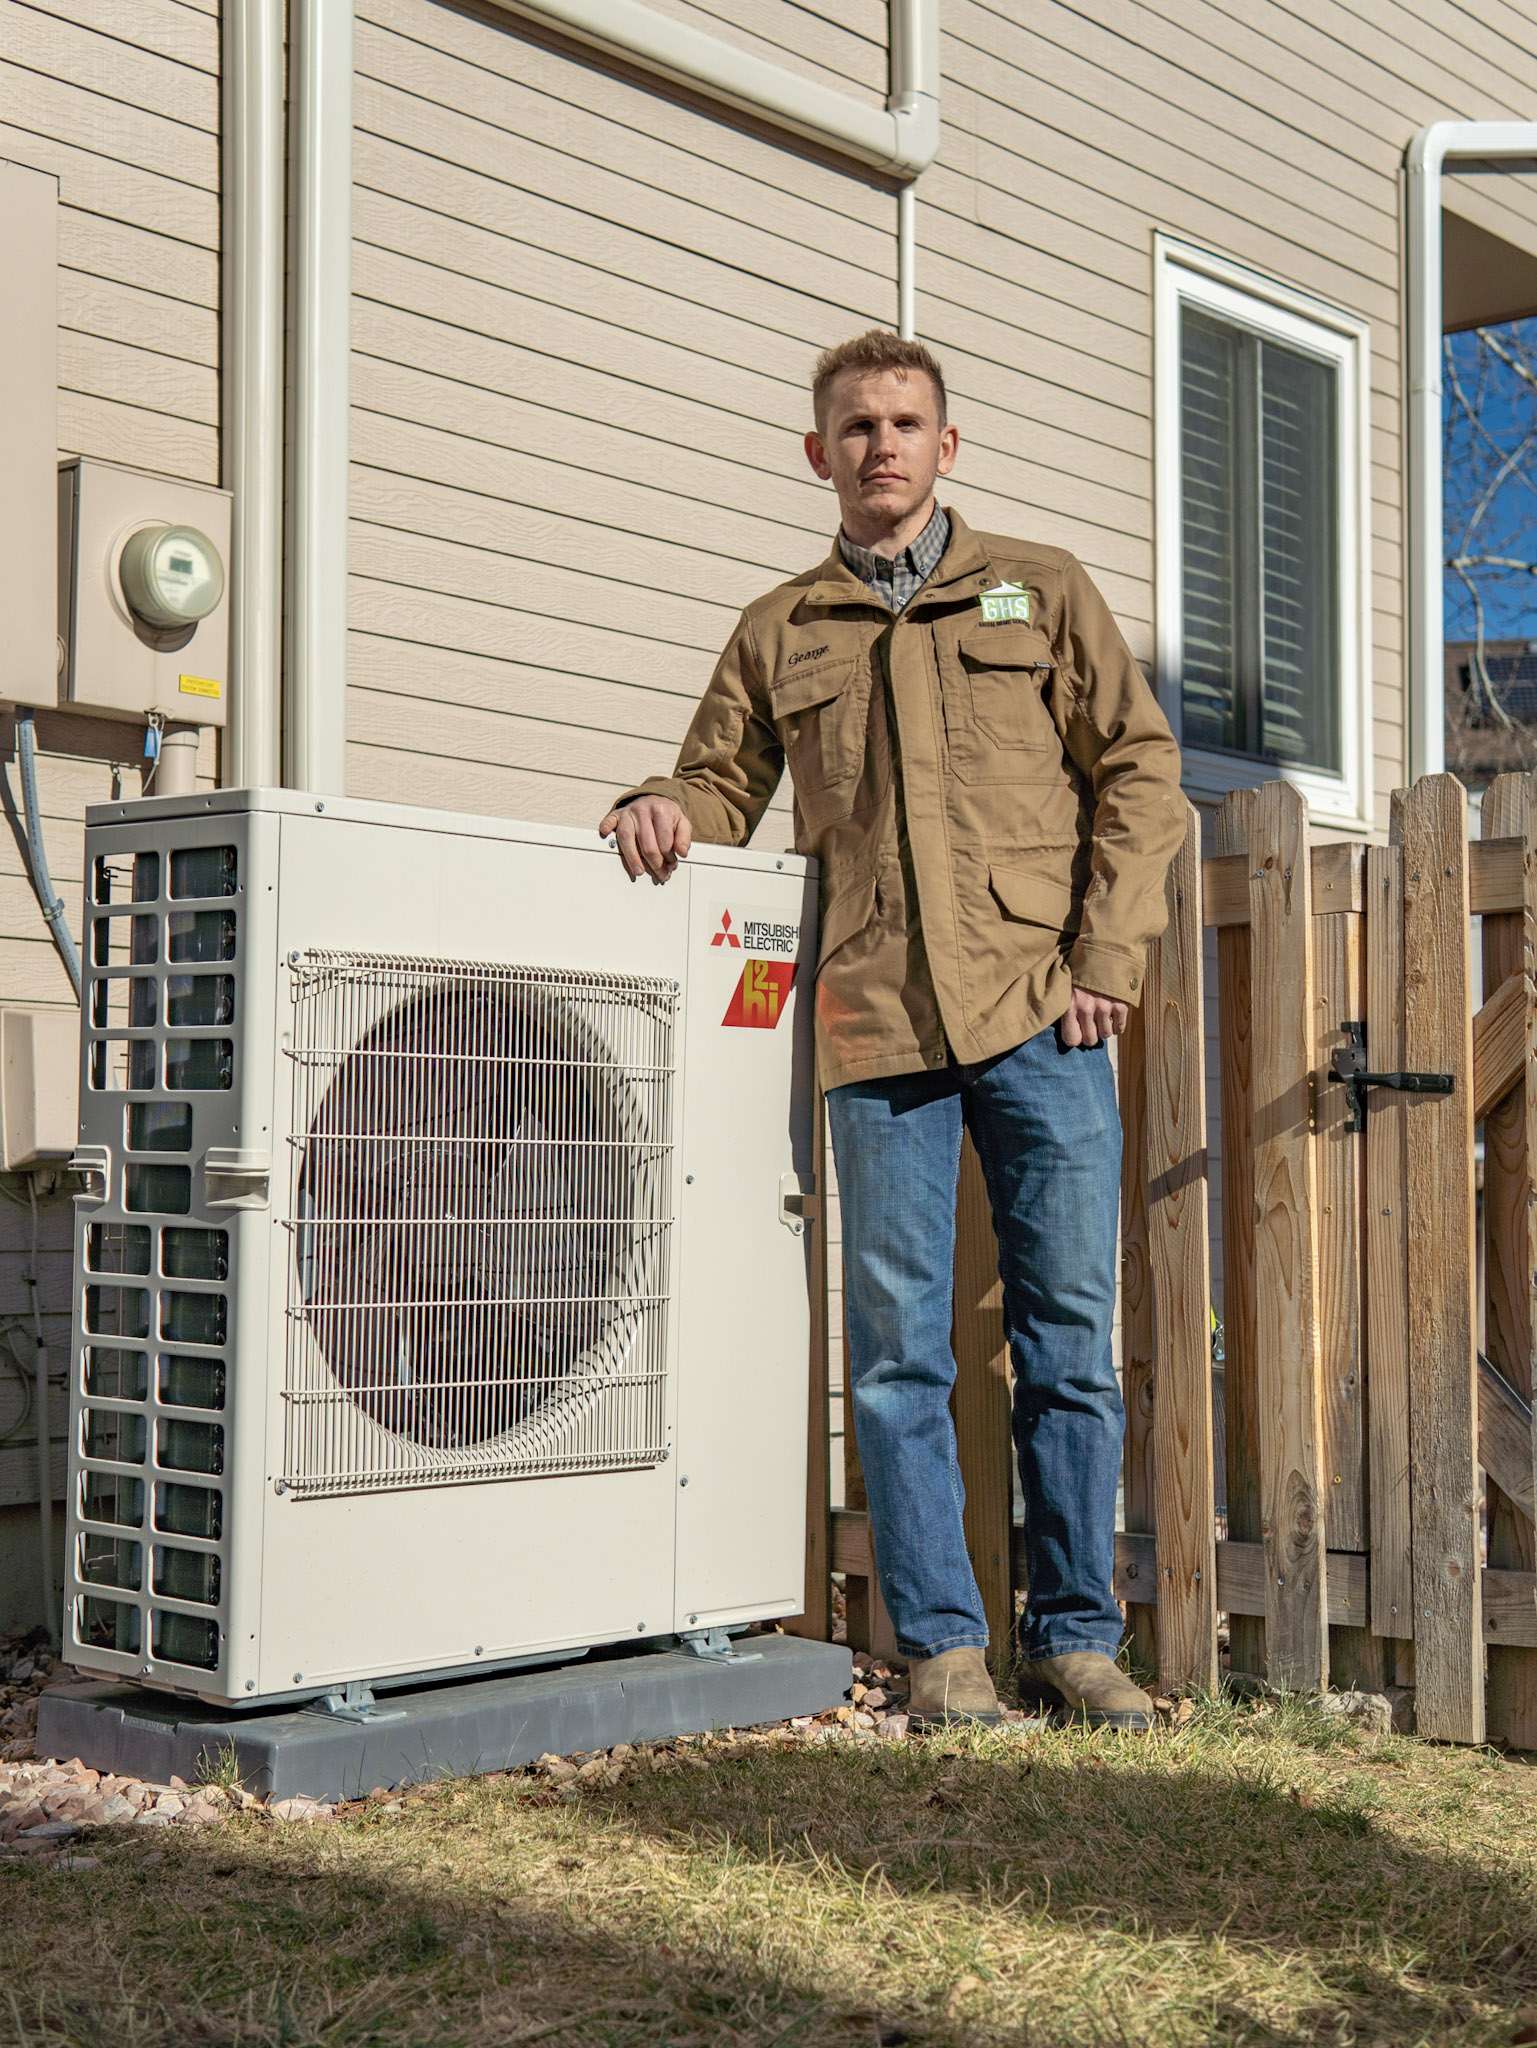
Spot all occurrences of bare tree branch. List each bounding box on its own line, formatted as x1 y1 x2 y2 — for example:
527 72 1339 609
1443 319 1537 745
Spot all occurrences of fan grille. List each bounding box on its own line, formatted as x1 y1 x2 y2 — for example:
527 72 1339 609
280 952 676 1497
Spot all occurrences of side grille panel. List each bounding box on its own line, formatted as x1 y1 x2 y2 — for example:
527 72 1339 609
281 952 676 1498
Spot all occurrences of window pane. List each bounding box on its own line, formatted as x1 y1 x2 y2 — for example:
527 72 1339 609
1180 309 1244 753
1259 340 1340 773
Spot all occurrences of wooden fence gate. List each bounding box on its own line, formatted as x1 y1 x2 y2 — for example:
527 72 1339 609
795 770 1537 1746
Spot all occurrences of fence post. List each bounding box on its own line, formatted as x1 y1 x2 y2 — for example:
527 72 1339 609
785 1085 832 1641
1215 801 1264 1680
1312 845 1383 1680
1119 993 1158 1677
1365 834 1413 1648
839 1298 898 1661
1398 773 1482 1744
951 1134 1015 1661
1143 802 1218 1692
1227 780 1329 1692
1479 771 1537 1747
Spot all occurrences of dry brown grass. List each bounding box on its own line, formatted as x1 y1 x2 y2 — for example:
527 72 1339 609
3 1693 1537 2048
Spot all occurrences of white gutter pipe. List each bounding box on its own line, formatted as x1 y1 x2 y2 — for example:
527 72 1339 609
286 0 354 795
1406 121 1537 783
221 0 284 788
493 0 939 179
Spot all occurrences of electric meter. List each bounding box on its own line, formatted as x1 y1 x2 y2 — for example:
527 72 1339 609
119 523 225 630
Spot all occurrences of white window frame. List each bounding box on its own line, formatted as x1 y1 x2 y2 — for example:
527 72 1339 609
1154 234 1373 832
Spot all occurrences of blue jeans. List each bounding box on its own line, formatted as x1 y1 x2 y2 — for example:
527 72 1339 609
827 1026 1125 1663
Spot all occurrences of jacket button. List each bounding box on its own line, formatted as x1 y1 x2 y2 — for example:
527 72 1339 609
1130 976 1139 990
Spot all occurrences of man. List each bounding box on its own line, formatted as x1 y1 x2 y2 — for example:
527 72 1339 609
600 331 1184 1731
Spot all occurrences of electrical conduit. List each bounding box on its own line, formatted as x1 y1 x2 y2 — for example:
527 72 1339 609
15 712 80 1001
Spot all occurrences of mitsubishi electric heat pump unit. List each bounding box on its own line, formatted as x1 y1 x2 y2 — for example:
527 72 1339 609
62 791 818 1708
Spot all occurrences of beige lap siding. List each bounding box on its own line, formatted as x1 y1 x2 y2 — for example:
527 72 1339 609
0 0 222 993
347 0 897 835
926 0 1537 834
0 4 222 1600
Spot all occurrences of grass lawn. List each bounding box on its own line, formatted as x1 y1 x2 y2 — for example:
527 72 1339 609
2 1692 1536 2048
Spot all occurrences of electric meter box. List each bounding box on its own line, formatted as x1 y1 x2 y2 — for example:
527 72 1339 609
58 459 231 728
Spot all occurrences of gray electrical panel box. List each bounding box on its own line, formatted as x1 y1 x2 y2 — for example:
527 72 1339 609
0 161 60 709
58 458 232 728
0 1007 78 1170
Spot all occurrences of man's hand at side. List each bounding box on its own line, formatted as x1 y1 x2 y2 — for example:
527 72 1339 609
1060 986 1129 1048
598 795 692 885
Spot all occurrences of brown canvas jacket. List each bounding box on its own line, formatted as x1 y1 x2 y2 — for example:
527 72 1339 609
614 509 1185 1090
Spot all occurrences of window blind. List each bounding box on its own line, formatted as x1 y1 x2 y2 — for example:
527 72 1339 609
1180 305 1340 773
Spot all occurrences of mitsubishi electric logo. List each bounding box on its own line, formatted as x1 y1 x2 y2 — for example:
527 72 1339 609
711 900 804 1028
710 906 800 957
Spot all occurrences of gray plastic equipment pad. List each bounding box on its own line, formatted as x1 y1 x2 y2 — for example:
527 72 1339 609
35 1636 853 1801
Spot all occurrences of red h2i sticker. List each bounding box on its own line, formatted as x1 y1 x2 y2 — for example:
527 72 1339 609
722 959 795 1029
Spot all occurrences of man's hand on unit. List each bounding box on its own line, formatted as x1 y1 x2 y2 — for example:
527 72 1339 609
599 795 692 885
1060 986 1129 1048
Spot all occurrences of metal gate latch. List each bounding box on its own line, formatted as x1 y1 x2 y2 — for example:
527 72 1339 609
1327 1021 1454 1133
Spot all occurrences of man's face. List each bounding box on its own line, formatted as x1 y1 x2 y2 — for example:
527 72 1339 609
804 367 959 543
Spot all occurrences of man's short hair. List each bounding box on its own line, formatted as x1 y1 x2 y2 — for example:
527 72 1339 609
811 330 948 432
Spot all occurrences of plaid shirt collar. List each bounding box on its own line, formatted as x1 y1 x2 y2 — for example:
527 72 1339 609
837 504 951 614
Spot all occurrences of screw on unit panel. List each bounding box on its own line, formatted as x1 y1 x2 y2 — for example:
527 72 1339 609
245 1680 255 1691
636 1623 646 1633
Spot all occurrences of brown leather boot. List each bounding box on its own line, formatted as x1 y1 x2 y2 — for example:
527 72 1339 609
905 1646 1003 1729
1021 1652 1155 1732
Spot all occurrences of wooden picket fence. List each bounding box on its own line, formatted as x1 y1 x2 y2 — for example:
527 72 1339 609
791 770 1537 1746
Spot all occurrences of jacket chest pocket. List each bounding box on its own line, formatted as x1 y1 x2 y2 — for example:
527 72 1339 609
768 657 864 796
945 621 1058 780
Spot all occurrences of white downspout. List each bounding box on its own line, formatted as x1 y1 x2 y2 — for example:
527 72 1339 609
891 0 939 338
495 0 939 177
1406 120 1537 784
897 183 917 340
286 0 354 795
221 0 285 788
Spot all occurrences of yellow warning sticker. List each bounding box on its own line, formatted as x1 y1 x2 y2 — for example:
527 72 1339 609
178 674 222 700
